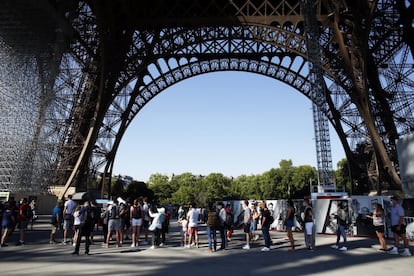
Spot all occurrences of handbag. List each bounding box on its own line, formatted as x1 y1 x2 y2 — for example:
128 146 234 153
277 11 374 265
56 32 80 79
148 224 156 231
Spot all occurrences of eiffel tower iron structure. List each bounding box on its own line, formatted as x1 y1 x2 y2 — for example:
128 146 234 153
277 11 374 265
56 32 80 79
0 0 413 197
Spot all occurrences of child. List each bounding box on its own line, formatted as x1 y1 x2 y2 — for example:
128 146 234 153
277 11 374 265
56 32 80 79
72 205 81 246
179 217 188 247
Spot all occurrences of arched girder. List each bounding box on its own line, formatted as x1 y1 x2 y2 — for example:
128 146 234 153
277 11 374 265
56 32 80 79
94 57 356 179
52 0 412 194
93 24 361 178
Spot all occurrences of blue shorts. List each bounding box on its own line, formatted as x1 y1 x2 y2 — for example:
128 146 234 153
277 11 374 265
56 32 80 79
285 219 294 228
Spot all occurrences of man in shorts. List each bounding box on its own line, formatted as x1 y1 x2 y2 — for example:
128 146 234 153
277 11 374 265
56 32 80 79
62 194 76 245
388 196 411 256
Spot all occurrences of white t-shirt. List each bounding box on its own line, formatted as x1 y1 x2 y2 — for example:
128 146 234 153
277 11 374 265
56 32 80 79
64 199 76 215
73 210 81 226
187 208 199 227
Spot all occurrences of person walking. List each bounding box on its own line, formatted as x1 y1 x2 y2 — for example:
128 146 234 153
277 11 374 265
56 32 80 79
331 202 348 251
49 201 62 244
1 202 15 247
16 198 29 246
388 196 411 256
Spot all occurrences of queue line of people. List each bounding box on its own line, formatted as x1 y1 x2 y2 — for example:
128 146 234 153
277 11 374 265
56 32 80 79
2 195 411 258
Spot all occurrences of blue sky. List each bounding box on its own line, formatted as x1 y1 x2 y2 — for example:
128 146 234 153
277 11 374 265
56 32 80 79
113 71 345 182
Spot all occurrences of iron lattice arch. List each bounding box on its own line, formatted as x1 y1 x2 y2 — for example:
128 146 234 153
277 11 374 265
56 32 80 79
0 0 414 195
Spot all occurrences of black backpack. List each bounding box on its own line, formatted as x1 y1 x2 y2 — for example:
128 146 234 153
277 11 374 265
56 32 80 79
26 205 34 220
109 205 119 219
132 205 142 219
225 212 233 226
268 215 274 224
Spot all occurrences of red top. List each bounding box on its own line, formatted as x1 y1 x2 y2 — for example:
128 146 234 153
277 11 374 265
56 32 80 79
18 204 28 222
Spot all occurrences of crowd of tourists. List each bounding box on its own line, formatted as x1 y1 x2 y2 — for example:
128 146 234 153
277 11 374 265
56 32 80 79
0 195 411 257
0 197 37 247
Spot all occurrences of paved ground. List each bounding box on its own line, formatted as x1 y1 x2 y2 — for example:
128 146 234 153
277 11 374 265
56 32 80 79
0 215 412 276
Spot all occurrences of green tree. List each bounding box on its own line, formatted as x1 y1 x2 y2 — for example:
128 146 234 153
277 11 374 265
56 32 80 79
147 173 175 205
169 173 198 206
111 177 125 198
202 173 232 206
278 160 294 198
234 174 261 199
291 165 317 198
260 168 283 199
335 158 351 193
125 180 150 200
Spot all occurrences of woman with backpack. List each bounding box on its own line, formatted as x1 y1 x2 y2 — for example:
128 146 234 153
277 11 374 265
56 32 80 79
130 198 144 247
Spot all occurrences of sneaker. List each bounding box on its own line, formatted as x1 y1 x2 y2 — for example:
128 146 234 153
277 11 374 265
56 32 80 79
149 245 155 249
254 235 259 241
130 243 135 248
49 240 57 244
261 247 270 252
388 246 399 255
185 244 190 248
242 245 250 250
339 246 347 251
400 249 411 256
331 245 339 249
308 246 314 251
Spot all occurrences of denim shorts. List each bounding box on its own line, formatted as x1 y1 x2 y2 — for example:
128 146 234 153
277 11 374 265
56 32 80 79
285 219 294 228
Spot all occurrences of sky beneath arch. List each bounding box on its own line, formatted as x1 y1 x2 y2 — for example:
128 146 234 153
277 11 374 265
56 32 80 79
113 71 345 182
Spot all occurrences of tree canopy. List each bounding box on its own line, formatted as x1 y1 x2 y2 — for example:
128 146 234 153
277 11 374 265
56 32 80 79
106 158 352 207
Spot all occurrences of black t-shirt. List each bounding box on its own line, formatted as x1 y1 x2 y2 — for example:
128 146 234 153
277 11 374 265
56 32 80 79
304 206 313 223
262 209 272 227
